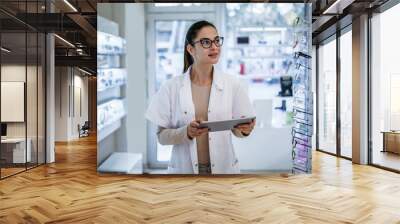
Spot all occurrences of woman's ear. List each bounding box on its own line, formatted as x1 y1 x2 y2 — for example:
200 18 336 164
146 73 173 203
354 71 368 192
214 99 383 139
186 44 194 57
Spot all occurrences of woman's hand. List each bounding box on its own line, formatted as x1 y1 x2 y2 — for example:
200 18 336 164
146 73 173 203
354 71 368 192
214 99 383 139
235 118 256 136
187 120 209 139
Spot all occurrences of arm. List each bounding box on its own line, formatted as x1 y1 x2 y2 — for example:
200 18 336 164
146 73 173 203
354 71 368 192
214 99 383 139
232 80 256 136
157 120 209 145
157 125 193 145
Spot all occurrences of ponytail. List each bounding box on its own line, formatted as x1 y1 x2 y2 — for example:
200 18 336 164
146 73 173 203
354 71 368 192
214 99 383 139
183 39 194 73
183 20 216 73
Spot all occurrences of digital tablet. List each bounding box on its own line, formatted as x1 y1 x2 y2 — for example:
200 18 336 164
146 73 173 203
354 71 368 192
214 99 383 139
198 116 256 132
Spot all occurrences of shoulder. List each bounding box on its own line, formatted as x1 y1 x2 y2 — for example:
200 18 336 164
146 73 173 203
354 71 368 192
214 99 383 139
158 75 185 91
215 69 244 88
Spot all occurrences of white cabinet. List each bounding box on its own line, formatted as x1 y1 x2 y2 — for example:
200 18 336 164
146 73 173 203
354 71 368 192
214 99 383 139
1 138 32 163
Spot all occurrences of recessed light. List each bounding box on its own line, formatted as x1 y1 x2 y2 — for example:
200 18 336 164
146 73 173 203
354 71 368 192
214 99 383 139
1 47 11 53
54 34 75 48
78 67 92 76
63 0 78 12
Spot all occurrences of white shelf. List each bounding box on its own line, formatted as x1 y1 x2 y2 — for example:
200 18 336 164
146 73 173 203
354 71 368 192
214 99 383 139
98 152 143 174
97 118 122 142
97 99 126 142
97 31 126 55
97 68 127 92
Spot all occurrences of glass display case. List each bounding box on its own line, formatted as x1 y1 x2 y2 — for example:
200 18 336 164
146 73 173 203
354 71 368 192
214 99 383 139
97 68 127 92
97 29 127 142
97 99 126 132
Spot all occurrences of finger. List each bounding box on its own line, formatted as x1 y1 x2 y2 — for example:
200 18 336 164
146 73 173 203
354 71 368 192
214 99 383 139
239 124 250 128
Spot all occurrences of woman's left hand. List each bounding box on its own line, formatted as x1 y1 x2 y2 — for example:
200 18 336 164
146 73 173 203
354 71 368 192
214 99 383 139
235 118 256 136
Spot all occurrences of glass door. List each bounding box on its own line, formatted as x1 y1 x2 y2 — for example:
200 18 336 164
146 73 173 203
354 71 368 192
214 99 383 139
317 37 337 155
339 29 352 159
370 4 400 172
147 13 216 168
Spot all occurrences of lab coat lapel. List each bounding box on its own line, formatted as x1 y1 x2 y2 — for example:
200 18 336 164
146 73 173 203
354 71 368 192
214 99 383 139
179 68 195 121
179 67 198 174
208 67 224 121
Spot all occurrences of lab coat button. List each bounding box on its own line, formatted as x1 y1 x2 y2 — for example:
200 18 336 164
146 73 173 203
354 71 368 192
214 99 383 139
184 111 187 114
212 164 215 167
195 163 198 167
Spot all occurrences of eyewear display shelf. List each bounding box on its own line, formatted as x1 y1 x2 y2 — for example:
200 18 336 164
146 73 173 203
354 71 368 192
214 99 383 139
290 7 313 174
97 31 127 142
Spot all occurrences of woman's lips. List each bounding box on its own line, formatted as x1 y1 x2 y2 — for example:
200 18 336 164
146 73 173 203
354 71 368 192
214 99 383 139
208 53 218 58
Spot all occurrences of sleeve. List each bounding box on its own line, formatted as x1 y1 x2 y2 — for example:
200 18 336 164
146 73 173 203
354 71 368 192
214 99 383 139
145 83 172 128
157 125 193 145
232 79 256 119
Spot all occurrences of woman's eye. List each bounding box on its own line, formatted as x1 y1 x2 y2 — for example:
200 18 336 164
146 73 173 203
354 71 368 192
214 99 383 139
202 39 211 45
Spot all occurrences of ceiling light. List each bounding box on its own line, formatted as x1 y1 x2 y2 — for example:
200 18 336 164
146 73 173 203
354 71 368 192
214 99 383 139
63 0 78 12
1 47 11 53
54 34 75 48
240 27 264 32
78 67 92 76
323 0 354 15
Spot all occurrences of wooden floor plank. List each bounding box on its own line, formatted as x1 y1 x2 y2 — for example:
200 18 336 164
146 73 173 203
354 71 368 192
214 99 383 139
0 135 400 223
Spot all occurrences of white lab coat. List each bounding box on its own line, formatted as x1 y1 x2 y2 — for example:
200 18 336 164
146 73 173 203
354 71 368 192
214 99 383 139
145 66 255 174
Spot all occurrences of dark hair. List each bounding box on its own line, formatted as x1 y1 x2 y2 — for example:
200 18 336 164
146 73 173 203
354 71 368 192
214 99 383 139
183 20 216 73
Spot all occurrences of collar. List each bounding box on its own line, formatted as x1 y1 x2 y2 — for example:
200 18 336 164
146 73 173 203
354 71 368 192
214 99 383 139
182 65 224 91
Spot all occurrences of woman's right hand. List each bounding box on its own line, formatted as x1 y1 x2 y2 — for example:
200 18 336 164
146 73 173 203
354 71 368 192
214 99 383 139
187 120 208 139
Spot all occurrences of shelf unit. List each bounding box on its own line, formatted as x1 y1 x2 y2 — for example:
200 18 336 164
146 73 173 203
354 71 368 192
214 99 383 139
290 7 313 174
97 28 127 143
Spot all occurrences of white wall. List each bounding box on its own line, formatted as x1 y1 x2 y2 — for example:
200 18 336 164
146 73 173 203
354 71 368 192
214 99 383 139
1 65 35 137
54 67 89 141
1 64 46 163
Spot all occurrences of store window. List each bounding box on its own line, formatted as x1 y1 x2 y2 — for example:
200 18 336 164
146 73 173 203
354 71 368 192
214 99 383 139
317 37 337 155
371 3 400 171
339 29 352 158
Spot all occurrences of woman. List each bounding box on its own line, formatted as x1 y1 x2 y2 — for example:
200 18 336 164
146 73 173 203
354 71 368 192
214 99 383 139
145 20 255 174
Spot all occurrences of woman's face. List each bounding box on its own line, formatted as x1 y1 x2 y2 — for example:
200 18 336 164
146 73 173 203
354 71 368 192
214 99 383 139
187 26 221 65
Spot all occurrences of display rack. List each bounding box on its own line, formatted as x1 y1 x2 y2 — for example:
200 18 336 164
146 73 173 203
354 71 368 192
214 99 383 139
290 7 313 174
97 30 127 142
98 68 127 92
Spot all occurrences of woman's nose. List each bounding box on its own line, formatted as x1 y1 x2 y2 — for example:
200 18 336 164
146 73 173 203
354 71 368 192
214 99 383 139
210 41 219 49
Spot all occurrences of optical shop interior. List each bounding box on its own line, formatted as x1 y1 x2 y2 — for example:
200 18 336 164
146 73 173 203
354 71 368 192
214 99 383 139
97 3 313 174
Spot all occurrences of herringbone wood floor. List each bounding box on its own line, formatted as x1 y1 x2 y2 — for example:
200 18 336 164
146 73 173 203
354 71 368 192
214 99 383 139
1 135 400 224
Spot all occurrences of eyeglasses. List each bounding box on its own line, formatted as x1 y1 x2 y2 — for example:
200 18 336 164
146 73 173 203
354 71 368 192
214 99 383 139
191 36 224 49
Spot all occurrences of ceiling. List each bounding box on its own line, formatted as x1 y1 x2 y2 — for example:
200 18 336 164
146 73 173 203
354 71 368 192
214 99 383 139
0 0 397 73
311 0 390 44
0 0 97 73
